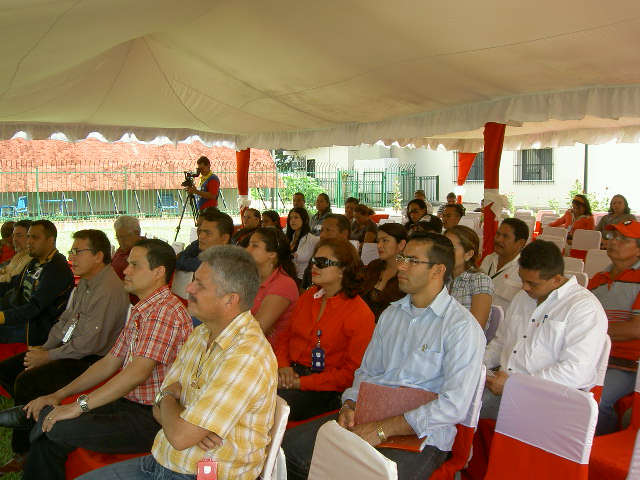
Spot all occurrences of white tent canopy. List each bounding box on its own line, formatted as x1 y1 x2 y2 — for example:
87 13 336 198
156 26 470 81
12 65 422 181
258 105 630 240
2 0 640 152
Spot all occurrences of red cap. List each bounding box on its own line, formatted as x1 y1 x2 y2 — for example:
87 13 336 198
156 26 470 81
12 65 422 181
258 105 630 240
605 219 640 239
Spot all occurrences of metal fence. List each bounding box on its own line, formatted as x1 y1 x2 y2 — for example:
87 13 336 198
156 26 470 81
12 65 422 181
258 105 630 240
0 165 439 219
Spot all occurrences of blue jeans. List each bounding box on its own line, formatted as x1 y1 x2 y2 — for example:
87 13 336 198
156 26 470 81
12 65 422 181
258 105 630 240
77 455 196 480
596 367 636 435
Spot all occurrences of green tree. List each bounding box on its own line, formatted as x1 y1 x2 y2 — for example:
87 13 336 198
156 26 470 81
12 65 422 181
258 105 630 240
281 175 325 211
567 180 610 212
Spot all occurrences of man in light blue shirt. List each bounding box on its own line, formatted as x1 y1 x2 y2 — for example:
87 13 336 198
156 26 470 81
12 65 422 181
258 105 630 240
282 232 485 480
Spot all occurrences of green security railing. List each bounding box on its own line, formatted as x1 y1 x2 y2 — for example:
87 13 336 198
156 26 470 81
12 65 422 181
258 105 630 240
0 166 439 220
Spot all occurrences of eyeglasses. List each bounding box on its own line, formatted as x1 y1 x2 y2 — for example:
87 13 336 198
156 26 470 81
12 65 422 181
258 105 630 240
604 231 634 242
396 253 437 266
68 248 93 256
311 257 345 269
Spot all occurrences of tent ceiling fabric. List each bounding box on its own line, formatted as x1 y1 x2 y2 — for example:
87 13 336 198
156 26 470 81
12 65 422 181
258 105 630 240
2 0 640 152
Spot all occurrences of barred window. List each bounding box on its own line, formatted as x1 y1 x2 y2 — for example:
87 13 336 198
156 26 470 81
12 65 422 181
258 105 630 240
514 149 553 183
453 152 484 183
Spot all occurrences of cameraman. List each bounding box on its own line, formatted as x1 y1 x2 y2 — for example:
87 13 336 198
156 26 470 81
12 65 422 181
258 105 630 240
185 156 220 210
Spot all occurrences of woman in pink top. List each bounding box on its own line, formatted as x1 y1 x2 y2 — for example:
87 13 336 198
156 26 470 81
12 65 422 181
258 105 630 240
548 194 595 240
247 227 299 347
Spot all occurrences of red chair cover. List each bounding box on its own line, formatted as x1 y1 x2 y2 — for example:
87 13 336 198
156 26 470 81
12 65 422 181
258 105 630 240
431 424 474 480
588 429 636 480
65 450 146 479
371 214 389 223
569 249 588 261
0 343 29 397
463 419 496 480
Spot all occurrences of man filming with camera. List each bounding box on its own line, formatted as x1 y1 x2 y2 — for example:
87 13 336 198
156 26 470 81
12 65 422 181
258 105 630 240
185 156 220 211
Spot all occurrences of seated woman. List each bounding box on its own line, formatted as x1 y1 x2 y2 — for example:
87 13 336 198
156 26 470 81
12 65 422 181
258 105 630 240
361 223 407 321
444 225 494 328
247 227 300 347
309 193 332 236
405 198 443 233
286 207 319 280
548 194 595 240
350 204 378 245
274 238 375 420
232 208 261 247
596 194 635 233
261 210 282 228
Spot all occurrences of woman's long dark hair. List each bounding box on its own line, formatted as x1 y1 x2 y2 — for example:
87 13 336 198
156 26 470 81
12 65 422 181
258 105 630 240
573 194 593 217
286 207 311 253
251 227 299 286
404 198 428 228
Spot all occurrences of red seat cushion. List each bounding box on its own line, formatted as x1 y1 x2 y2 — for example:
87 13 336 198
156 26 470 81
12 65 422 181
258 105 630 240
65 449 146 479
0 343 29 397
589 428 636 480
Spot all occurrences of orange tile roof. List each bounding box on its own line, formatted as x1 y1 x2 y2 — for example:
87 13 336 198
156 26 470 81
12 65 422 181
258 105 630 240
0 138 276 192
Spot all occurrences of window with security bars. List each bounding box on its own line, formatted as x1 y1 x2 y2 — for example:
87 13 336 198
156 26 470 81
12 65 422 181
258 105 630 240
452 152 484 183
514 149 554 183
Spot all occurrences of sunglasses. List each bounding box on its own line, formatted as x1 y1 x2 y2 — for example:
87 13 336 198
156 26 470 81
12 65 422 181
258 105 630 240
311 257 345 269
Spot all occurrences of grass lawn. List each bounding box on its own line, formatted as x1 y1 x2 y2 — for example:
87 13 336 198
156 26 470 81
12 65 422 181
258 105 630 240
0 395 21 480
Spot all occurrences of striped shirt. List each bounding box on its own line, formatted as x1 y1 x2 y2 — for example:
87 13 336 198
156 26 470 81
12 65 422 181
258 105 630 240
110 286 192 404
152 311 277 478
589 260 640 361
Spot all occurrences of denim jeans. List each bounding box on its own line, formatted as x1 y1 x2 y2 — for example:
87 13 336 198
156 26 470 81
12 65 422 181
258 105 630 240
282 413 449 480
596 367 636 436
77 455 196 480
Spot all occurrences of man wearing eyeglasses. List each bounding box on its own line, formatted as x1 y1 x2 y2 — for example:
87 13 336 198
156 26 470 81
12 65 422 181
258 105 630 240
589 220 640 435
283 232 485 479
0 229 129 475
0 220 73 346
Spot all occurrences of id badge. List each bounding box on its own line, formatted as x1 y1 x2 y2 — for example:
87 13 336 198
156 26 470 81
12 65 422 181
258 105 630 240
197 459 217 480
311 346 325 371
61 323 76 343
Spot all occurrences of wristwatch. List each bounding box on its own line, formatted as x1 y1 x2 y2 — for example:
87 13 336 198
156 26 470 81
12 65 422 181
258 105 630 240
76 394 90 413
154 390 176 408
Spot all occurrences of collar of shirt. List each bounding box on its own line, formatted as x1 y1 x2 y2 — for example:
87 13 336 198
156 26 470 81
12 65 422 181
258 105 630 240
197 310 254 351
393 286 451 319
599 259 640 282
544 275 578 304
491 252 520 272
132 285 171 315
199 171 213 185
79 263 112 290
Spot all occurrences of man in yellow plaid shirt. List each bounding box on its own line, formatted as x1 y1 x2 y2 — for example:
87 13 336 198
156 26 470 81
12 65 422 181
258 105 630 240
79 245 278 480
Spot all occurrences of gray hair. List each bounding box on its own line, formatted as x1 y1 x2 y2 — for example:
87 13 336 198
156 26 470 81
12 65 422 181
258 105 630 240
198 245 259 311
113 215 141 233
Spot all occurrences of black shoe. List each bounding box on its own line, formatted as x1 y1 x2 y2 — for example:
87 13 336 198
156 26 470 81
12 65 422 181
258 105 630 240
0 406 34 430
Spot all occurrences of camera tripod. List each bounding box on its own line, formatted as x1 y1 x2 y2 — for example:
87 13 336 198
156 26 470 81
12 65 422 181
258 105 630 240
174 192 199 242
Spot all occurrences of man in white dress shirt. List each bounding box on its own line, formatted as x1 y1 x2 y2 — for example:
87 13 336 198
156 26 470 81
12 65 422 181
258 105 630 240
479 218 529 312
481 239 608 419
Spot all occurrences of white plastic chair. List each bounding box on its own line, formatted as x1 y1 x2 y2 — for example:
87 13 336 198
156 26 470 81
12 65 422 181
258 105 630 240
564 256 585 273
542 226 568 241
514 210 534 218
171 241 185 254
190 226 198 243
571 229 602 252
536 234 566 252
308 420 397 480
585 249 611 278
171 270 194 299
485 374 598 479
360 243 379 266
541 214 561 229
485 305 503 344
565 271 589 288
459 217 479 230
259 396 290 480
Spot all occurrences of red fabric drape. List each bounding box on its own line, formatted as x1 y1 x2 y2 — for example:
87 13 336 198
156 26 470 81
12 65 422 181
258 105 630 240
482 122 506 258
236 148 250 222
457 152 477 203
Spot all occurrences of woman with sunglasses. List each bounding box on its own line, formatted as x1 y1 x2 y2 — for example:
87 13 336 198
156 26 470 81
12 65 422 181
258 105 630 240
361 223 407 322
548 194 595 240
286 207 319 280
232 208 262 247
247 227 300 347
274 238 375 420
444 225 494 328
309 193 332 236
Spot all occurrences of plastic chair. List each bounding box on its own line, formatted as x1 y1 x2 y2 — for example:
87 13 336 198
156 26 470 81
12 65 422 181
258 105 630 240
570 230 602 260
171 270 194 299
590 335 611 404
430 366 486 479
565 271 589 287
308 420 397 480
459 217 479 230
171 241 185 254
589 367 640 480
585 249 611 278
0 195 28 216
536 234 566 252
156 191 179 213
259 396 291 480
360 243 379 266
485 305 503 344
514 210 534 218
485 374 598 480
564 256 584 273
542 226 568 240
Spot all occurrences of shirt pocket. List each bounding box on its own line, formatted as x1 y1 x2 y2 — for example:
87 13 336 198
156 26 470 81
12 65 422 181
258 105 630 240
402 346 443 384
532 318 566 354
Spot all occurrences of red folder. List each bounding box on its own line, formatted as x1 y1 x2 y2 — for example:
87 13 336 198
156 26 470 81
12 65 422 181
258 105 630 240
354 382 438 451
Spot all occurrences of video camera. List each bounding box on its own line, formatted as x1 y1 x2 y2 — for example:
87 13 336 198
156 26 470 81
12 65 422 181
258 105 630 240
181 171 200 188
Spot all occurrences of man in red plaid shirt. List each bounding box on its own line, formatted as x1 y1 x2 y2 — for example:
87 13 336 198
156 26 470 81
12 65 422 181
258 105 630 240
21 239 193 480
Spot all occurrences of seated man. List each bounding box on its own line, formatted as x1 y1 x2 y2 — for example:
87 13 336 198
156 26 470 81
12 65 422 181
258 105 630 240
589 220 640 435
0 219 32 283
479 218 529 312
0 229 130 474
0 219 74 345
20 239 193 480
77 245 278 480
441 203 465 231
283 232 485 479
436 192 457 217
299 214 352 290
176 208 233 273
0 221 16 265
111 215 144 282
482 239 608 420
